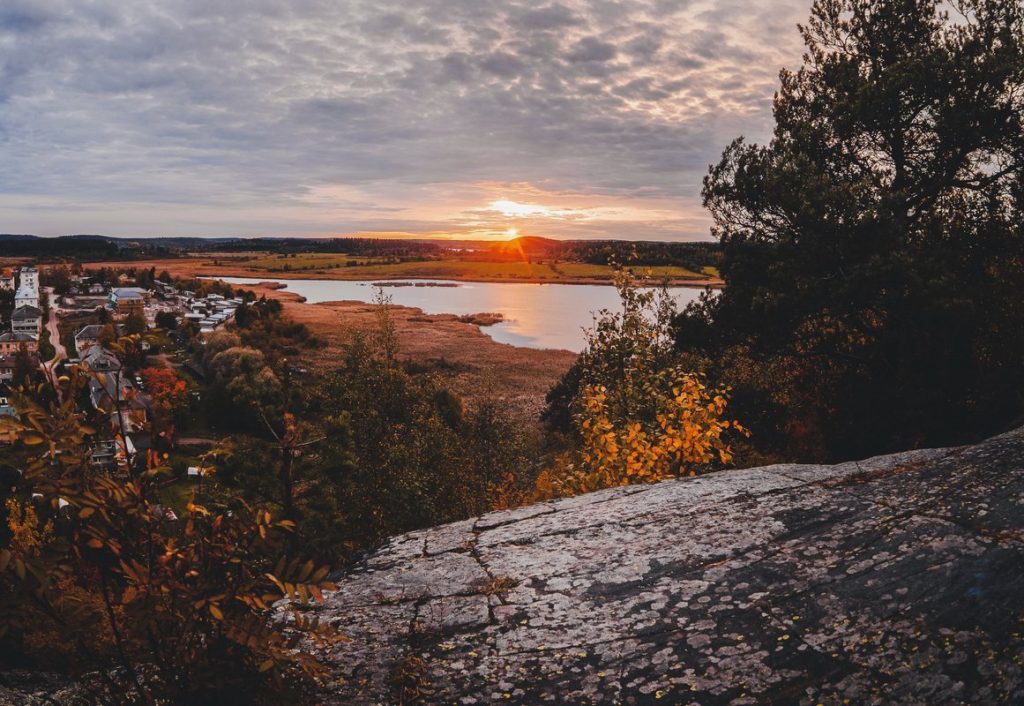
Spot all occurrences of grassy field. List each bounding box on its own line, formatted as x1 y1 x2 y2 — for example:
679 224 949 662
239 253 373 270
231 254 709 282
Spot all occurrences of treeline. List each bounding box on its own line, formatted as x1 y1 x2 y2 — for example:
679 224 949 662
0 235 174 260
4 234 721 271
206 237 444 258
542 240 720 270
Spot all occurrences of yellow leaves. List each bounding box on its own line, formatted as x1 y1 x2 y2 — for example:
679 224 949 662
6 499 54 557
209 604 224 621
541 368 745 498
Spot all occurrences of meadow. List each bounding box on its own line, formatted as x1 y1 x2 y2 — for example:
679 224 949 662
227 252 713 283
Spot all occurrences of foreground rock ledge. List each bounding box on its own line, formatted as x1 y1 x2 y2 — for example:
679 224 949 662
311 428 1024 705
3 429 1023 705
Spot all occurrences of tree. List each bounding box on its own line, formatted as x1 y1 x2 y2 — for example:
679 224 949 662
109 334 152 372
125 310 147 335
0 373 341 703
98 323 117 348
154 310 178 330
43 264 72 296
538 272 745 499
140 366 189 441
305 295 533 547
675 0 1024 460
12 345 36 387
205 345 283 431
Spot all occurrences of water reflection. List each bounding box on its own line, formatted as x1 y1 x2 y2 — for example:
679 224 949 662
214 277 704 352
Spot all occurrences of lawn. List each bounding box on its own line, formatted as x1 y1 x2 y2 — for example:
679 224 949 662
158 477 194 514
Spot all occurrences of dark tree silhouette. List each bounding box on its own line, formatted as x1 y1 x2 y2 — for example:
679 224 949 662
675 0 1024 460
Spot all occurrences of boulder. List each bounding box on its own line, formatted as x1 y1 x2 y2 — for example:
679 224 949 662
311 428 1024 704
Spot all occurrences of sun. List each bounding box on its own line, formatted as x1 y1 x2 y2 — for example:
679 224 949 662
504 227 519 239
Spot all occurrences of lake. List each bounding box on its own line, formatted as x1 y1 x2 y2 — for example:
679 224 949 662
214 277 706 352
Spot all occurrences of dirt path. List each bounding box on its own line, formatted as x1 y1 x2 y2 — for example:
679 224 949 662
41 289 68 394
45 290 67 361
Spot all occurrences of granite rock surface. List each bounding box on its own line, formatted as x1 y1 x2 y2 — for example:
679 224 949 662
310 428 1024 705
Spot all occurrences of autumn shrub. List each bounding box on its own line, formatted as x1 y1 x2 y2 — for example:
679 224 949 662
302 291 536 545
0 373 341 704
538 271 745 499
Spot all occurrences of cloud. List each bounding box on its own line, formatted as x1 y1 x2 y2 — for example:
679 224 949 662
565 36 618 63
0 0 809 240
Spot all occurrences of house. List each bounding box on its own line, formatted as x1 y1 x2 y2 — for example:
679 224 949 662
82 345 122 374
0 355 16 382
14 284 38 309
0 332 39 355
109 287 147 315
80 346 152 475
0 274 13 290
74 324 121 356
89 439 119 468
0 352 38 382
68 295 109 310
0 388 17 444
11 305 43 337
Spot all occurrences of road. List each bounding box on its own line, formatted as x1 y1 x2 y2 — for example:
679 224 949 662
45 289 67 361
41 288 68 393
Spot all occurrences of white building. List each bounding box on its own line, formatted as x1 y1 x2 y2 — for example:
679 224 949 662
11 305 42 338
14 286 38 309
14 266 39 308
18 267 38 290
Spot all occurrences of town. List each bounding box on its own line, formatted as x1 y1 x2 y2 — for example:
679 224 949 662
0 263 245 474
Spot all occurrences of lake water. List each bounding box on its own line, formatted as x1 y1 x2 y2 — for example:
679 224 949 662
215 276 706 352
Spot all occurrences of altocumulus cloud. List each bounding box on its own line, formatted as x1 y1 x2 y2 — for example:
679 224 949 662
0 0 807 239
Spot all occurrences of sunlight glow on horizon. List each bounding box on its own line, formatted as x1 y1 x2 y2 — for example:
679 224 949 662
489 200 555 218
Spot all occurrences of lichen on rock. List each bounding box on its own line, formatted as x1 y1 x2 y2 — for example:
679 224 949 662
311 429 1024 705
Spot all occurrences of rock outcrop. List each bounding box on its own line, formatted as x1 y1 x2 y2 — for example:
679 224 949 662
3 429 1023 705
311 428 1024 705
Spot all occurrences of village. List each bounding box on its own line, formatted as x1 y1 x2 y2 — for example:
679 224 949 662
0 264 244 475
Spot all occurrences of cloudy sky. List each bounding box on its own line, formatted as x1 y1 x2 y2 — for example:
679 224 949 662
0 0 807 241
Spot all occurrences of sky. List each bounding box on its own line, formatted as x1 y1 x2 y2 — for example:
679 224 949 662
0 0 808 241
